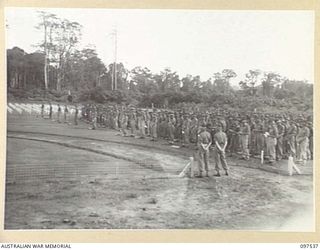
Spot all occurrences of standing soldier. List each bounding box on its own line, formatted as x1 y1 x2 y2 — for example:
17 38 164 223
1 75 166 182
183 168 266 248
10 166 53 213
163 113 169 139
282 119 290 158
158 113 165 139
296 121 310 165
137 110 146 139
190 115 198 143
146 111 152 137
226 120 235 155
175 112 183 143
74 104 79 125
197 124 212 177
249 118 257 155
286 120 298 158
157 113 163 139
254 119 265 157
182 114 191 147
41 103 44 118
114 108 120 131
150 113 158 141
214 123 229 177
239 120 250 160
168 114 176 144
109 110 114 129
276 120 285 160
120 109 128 136
199 114 207 128
64 105 69 123
57 104 61 123
265 120 278 164
49 103 53 120
129 109 137 136
217 115 227 132
308 121 313 160
91 105 97 130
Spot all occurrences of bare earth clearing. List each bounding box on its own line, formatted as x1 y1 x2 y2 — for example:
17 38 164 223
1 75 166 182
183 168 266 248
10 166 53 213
5 114 314 230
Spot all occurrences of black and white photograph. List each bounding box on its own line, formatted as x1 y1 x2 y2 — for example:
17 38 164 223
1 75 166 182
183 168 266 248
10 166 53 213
5 7 314 231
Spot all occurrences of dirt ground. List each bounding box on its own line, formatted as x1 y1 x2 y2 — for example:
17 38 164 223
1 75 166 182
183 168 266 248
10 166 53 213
5 114 314 230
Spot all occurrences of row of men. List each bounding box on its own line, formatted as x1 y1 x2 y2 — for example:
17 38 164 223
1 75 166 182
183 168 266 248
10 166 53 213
41 103 312 166
41 103 80 125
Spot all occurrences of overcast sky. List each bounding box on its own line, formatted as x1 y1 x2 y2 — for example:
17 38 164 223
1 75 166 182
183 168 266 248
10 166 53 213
5 8 314 85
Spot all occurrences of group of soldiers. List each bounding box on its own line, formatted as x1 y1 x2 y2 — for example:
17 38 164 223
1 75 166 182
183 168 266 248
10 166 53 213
41 102 313 177
41 103 79 125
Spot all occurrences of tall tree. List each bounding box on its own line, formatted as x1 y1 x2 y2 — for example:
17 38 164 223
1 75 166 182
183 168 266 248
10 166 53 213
262 72 281 97
130 66 157 95
65 47 106 90
7 47 29 89
35 11 59 90
155 68 180 92
106 63 129 91
36 12 82 91
52 19 82 91
213 69 237 93
222 69 237 84
239 69 261 95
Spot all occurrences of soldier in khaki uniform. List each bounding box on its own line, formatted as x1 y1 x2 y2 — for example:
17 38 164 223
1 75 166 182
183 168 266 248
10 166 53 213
286 120 298 158
129 110 137 136
49 103 53 120
89 105 97 130
265 120 278 164
239 120 250 160
119 109 128 136
276 120 285 160
197 124 212 177
64 105 68 123
41 103 44 118
213 123 229 177
168 114 176 143
137 110 146 139
57 104 62 123
253 119 265 157
150 114 158 141
296 121 310 165
74 104 79 125
182 114 191 147
190 115 199 143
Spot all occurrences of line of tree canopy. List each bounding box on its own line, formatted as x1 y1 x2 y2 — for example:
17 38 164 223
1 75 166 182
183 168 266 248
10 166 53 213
7 11 313 114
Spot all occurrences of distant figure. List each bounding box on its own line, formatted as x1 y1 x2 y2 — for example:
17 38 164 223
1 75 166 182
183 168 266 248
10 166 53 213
49 103 53 120
129 111 137 136
286 120 297 158
266 120 278 164
41 103 44 118
276 120 285 160
74 105 78 125
91 105 97 130
64 105 69 123
137 111 146 139
239 120 250 160
57 104 61 123
296 121 310 166
150 115 158 141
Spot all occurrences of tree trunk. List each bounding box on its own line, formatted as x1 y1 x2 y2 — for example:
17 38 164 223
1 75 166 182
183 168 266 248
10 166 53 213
44 60 48 90
16 73 20 88
56 72 61 91
43 20 48 90
23 71 27 89
14 72 18 88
